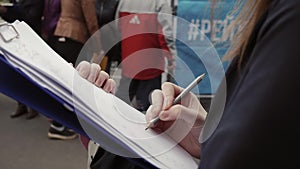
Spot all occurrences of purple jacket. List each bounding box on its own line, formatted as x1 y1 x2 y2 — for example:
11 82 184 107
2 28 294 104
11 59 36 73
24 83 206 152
41 0 61 38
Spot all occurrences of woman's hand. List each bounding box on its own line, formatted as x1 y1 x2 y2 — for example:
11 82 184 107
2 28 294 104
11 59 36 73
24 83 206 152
145 82 207 158
76 61 116 94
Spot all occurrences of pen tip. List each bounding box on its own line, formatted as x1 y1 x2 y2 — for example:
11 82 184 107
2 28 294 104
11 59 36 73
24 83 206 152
145 123 151 130
145 124 151 130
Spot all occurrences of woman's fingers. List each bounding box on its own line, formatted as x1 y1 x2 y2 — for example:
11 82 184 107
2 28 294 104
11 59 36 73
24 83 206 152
87 63 101 83
146 83 185 128
161 82 175 109
162 105 200 127
95 70 109 88
145 82 205 159
76 61 116 94
76 61 108 87
146 82 205 130
76 61 91 79
102 79 116 94
161 82 183 109
146 90 164 122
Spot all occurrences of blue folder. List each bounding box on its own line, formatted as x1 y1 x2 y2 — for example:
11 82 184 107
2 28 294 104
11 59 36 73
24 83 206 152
0 53 155 168
0 53 87 136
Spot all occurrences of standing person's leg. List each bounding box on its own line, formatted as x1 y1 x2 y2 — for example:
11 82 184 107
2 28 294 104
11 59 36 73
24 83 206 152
10 101 27 118
11 101 38 119
51 37 83 65
48 120 78 140
26 107 39 119
116 76 136 105
135 75 161 112
46 37 82 140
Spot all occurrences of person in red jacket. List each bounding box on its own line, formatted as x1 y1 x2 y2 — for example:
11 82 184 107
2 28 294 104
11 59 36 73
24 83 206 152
115 0 176 112
88 0 176 168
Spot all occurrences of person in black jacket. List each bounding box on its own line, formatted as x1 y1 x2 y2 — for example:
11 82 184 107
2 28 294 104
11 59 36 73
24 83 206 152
146 0 300 168
0 0 44 119
0 0 44 34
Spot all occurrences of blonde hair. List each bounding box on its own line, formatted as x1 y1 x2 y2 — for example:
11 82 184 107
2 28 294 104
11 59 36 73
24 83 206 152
212 0 271 63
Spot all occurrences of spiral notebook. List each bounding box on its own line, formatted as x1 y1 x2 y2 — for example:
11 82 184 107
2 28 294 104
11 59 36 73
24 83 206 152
0 21 198 169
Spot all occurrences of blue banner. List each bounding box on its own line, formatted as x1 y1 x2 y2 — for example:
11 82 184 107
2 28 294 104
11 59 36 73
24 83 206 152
175 0 235 95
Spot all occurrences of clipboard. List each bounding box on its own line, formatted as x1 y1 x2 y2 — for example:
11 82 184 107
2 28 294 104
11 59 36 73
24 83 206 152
0 21 199 169
0 23 152 168
0 22 86 135
0 53 86 135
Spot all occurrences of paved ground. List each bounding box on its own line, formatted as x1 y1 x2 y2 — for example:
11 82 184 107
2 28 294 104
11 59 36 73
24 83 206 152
0 93 87 169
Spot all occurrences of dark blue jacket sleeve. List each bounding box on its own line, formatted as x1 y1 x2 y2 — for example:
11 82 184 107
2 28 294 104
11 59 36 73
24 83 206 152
200 0 300 168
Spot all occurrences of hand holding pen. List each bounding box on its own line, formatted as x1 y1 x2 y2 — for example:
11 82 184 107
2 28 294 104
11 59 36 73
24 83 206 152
145 73 206 130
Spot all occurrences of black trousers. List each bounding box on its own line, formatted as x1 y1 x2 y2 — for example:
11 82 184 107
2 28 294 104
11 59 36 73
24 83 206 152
116 75 161 112
45 36 83 128
47 36 83 65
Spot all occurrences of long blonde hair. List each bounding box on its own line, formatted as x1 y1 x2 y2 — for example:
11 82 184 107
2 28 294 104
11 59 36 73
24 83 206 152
212 0 271 63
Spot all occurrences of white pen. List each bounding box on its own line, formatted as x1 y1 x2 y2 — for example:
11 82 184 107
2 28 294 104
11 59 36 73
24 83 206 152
145 73 206 130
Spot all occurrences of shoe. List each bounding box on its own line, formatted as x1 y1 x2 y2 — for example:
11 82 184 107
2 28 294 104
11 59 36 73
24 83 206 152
10 103 27 118
48 125 78 140
26 108 38 119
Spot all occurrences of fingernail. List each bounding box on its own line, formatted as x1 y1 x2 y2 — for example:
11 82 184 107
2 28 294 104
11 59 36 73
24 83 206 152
110 86 114 94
